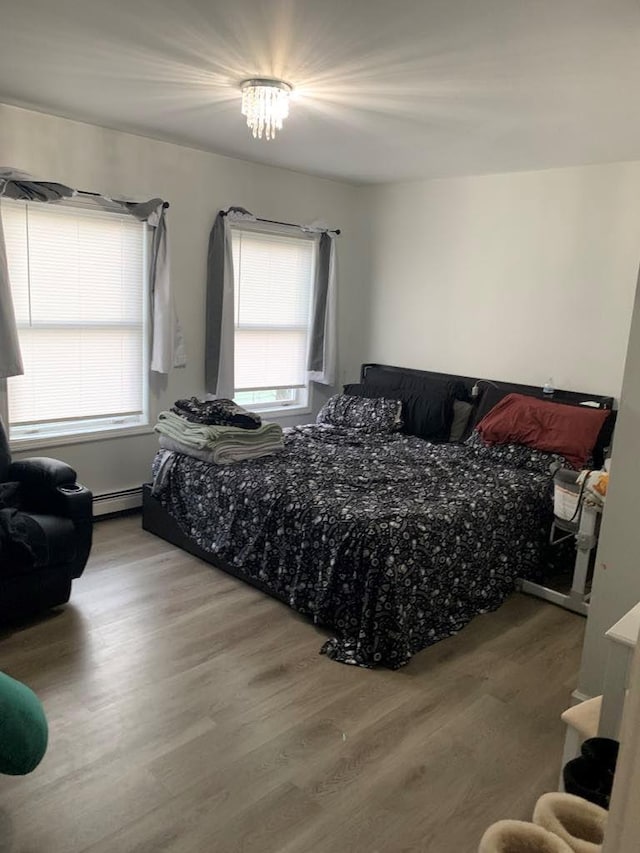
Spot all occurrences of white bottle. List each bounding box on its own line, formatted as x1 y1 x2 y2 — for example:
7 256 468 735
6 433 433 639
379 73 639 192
543 377 555 396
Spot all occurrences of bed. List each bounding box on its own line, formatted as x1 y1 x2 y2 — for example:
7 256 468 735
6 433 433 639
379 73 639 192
142 364 614 668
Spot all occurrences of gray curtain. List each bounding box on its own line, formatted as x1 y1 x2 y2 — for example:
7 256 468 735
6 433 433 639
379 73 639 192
3 180 74 203
0 171 184 378
0 206 23 378
120 198 185 373
205 211 236 398
307 231 337 386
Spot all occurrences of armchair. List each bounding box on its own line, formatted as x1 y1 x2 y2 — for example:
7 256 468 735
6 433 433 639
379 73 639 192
0 420 92 622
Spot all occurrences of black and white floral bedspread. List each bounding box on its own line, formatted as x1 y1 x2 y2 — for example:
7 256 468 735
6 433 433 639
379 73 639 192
152 424 556 668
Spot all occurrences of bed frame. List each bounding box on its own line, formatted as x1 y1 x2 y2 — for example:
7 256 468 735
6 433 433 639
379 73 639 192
143 363 615 617
142 481 291 606
360 363 615 615
360 363 614 425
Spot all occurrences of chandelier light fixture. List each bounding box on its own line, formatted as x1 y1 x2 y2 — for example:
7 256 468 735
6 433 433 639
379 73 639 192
240 78 292 140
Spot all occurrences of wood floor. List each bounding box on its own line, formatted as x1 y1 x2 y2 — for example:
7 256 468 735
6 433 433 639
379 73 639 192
0 515 585 853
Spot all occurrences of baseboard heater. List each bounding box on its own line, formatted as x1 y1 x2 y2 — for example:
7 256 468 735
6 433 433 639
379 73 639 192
93 487 142 517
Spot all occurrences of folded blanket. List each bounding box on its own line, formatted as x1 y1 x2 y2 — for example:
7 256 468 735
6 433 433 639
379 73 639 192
158 433 283 465
155 411 282 451
171 397 261 430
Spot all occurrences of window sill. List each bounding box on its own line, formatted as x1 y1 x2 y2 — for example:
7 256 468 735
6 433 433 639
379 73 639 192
9 423 155 453
258 405 312 420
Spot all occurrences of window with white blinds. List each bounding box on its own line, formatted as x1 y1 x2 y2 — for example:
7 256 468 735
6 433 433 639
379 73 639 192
231 228 314 407
2 199 149 442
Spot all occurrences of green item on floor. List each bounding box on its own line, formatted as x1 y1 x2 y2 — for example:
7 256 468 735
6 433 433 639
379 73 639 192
0 671 48 775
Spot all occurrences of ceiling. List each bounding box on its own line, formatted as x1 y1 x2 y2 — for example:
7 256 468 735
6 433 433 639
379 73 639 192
1 0 639 184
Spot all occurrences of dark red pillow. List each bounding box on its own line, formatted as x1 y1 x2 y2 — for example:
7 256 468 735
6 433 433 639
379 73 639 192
475 393 609 468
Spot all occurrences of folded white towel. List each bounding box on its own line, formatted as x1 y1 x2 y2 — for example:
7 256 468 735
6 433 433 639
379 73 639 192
158 434 283 465
154 411 283 451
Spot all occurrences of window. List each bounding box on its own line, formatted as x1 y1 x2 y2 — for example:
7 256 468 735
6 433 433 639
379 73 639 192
231 227 315 411
2 200 149 443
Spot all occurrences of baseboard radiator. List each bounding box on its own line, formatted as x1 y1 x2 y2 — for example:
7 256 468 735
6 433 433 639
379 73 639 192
93 487 142 517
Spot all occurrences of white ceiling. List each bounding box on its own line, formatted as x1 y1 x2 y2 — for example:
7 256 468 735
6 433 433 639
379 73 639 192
1 0 639 184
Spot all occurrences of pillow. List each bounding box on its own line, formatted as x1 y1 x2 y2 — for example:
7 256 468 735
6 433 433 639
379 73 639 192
469 384 614 468
449 400 474 442
475 393 609 469
362 366 471 402
465 430 564 475
344 382 452 442
316 394 402 433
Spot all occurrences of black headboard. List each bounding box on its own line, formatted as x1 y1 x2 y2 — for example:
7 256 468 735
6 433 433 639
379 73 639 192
360 363 615 410
358 363 616 465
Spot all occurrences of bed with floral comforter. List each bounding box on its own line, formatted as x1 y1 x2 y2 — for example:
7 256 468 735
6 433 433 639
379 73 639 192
151 424 559 668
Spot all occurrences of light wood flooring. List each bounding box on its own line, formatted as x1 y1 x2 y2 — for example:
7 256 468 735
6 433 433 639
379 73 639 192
0 514 585 853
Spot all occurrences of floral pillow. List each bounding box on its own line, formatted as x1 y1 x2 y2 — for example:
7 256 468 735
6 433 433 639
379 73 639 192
465 430 566 474
316 394 403 433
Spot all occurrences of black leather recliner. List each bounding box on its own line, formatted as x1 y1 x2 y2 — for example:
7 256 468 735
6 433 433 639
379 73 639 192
0 420 92 622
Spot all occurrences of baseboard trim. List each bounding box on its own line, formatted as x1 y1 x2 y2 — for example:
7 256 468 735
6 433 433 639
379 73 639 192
93 487 142 517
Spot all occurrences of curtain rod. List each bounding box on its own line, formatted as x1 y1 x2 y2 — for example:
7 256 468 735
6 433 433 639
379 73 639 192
221 208 339 236
77 190 170 209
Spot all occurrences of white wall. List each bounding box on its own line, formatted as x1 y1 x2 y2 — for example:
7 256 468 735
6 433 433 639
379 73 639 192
578 269 640 698
363 163 640 398
0 103 365 498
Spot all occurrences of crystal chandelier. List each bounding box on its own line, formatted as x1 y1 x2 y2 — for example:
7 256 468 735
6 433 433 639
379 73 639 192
240 78 292 140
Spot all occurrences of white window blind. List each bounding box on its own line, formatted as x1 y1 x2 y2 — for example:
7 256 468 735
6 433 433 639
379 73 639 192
2 199 148 440
231 228 314 393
